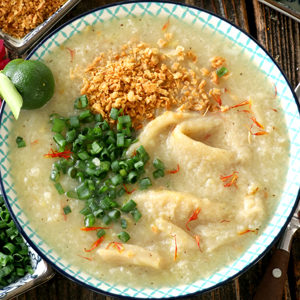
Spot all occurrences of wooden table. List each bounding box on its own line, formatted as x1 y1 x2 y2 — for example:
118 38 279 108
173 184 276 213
5 0 300 299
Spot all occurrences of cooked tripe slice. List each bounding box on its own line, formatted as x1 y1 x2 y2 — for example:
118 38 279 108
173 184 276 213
97 244 162 269
168 120 236 164
194 222 239 253
127 111 196 154
133 190 227 226
156 218 199 254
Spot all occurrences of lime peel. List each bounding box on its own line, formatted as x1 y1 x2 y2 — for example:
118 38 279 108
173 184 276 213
0 73 23 119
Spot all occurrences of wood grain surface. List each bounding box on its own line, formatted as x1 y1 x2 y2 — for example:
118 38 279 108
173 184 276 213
4 0 300 299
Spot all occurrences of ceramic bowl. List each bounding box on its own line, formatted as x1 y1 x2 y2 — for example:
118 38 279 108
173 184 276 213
1 1 300 298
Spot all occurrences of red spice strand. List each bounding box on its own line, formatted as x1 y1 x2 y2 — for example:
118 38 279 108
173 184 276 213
221 220 230 223
166 164 180 174
123 183 137 194
272 82 277 98
204 134 211 140
66 47 76 60
220 172 238 182
44 149 73 159
81 225 113 231
253 131 268 136
237 110 251 115
186 207 201 231
84 236 105 252
194 235 202 252
162 19 170 31
106 242 124 253
31 139 39 145
77 254 93 261
224 175 238 188
212 94 222 106
250 116 264 129
238 229 258 236
221 99 252 112
244 124 268 136
271 108 278 112
171 234 178 261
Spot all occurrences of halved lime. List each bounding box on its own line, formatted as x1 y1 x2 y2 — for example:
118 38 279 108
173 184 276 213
0 73 23 119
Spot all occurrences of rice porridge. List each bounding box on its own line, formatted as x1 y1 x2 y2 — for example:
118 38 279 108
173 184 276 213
8 16 290 288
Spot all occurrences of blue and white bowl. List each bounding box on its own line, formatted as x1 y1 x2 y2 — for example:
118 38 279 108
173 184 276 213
1 1 300 298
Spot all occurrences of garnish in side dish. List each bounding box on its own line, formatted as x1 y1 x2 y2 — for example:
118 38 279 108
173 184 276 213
0 196 33 288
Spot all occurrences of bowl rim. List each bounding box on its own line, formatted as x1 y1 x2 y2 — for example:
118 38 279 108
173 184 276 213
1 0 300 298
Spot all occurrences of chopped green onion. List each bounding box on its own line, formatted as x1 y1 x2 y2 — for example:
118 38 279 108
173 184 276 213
118 188 126 197
67 167 77 179
79 207 92 216
79 110 92 121
153 169 164 179
84 214 95 227
118 115 131 124
99 197 111 210
111 161 120 173
117 231 130 243
94 114 103 123
101 120 110 130
216 67 228 77
65 129 77 144
134 161 144 171
109 187 117 200
153 158 165 170
53 133 67 148
131 208 142 222
97 229 105 238
66 191 78 199
121 219 127 229
63 205 71 215
111 174 123 186
127 171 138 184
124 139 131 148
121 200 137 213
55 183 65 195
76 172 85 182
108 210 121 219
101 214 112 225
119 169 127 178
50 170 60 182
77 150 90 160
139 177 152 190
74 95 88 109
110 108 120 120
76 183 92 200
117 133 125 147
51 118 65 133
131 138 139 144
117 122 123 131
91 142 103 155
16 137 26 148
69 116 80 128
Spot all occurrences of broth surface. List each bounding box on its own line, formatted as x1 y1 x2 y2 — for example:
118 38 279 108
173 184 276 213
9 15 290 288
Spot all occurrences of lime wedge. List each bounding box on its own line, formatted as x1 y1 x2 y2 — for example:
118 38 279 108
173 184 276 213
0 73 23 119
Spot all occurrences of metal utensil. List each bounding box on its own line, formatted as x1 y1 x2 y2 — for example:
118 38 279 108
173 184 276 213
254 83 300 300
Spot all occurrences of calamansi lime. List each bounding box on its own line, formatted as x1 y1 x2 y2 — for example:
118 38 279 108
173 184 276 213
3 60 55 110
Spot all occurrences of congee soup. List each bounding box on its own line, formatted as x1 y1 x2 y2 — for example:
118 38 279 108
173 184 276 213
9 15 290 288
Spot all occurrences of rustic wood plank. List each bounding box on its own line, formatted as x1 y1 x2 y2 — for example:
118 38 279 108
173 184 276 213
252 0 300 88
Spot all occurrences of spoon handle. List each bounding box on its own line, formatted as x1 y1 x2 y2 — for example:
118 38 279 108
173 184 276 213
253 249 289 300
